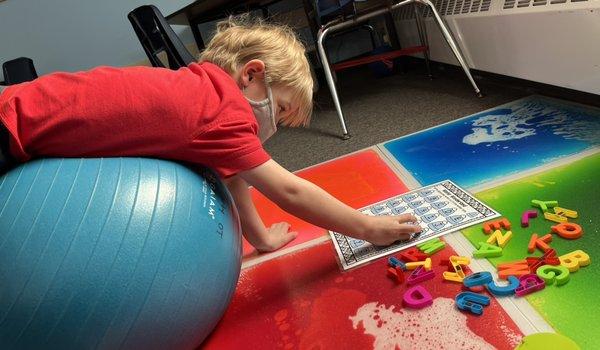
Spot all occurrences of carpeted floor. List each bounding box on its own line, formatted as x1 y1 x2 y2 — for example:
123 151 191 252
264 63 529 171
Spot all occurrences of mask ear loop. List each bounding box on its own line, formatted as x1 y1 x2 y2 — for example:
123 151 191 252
265 84 276 128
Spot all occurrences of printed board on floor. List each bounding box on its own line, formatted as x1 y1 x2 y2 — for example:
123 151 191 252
330 180 500 270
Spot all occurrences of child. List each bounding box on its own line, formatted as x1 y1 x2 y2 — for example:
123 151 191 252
0 17 421 252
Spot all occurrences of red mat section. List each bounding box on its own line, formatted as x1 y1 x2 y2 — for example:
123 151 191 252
205 241 523 349
242 150 410 258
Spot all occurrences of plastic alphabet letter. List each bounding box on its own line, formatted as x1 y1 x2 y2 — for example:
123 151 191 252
527 233 553 253
443 271 464 283
387 267 405 284
537 265 570 286
551 223 583 240
403 285 433 309
417 238 446 255
531 200 558 213
515 274 545 297
559 250 590 272
407 266 435 285
451 261 466 278
526 249 560 273
450 256 471 265
406 258 432 271
473 242 503 258
521 210 538 228
455 292 490 315
388 256 407 270
400 247 429 262
486 230 513 248
498 260 530 280
482 218 511 234
442 256 469 282
553 207 578 218
544 212 568 223
463 271 493 287
486 276 519 296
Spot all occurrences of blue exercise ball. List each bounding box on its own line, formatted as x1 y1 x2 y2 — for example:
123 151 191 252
0 158 241 350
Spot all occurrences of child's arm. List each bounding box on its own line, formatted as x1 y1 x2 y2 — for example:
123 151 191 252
239 160 421 245
225 175 298 252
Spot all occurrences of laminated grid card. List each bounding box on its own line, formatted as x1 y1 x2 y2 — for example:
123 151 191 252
330 180 500 270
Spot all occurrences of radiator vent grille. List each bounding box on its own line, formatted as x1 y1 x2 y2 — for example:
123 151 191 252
395 0 588 20
395 0 492 20
503 0 587 9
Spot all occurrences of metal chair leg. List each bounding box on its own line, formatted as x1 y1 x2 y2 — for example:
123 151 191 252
413 5 432 79
416 0 483 97
314 0 482 139
317 26 351 139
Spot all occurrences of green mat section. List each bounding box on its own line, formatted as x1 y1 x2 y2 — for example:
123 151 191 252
462 152 600 349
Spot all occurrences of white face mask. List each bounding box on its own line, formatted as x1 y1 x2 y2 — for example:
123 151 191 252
245 81 277 143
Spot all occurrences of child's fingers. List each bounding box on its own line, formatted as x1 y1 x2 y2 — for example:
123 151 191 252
274 222 291 230
398 223 422 233
379 231 411 246
280 231 298 247
396 232 412 241
395 213 418 223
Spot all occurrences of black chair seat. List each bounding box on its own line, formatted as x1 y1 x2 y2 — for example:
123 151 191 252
128 5 195 70
2 57 38 85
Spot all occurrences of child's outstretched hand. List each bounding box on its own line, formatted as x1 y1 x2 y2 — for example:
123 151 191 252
257 222 298 253
362 213 422 246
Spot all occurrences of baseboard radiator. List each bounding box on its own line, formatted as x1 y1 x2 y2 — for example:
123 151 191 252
393 0 600 95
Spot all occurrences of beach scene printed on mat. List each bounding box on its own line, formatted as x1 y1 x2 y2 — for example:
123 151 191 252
330 180 499 270
383 96 600 188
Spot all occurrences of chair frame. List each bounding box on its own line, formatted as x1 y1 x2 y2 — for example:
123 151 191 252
2 57 38 86
128 5 195 70
316 0 482 139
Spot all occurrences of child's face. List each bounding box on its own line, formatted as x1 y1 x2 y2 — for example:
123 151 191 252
271 85 297 124
237 60 298 124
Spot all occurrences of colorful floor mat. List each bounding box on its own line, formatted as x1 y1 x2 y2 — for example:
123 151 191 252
207 95 598 349
383 96 600 188
462 152 600 349
206 241 523 349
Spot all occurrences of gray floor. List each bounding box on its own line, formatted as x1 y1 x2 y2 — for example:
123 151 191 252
264 65 528 171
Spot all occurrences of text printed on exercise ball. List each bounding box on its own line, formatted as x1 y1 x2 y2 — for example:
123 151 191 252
202 170 227 239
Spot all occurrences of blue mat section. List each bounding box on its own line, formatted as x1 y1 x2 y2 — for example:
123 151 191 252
383 96 600 188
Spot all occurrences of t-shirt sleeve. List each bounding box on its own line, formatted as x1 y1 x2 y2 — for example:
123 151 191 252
190 116 271 178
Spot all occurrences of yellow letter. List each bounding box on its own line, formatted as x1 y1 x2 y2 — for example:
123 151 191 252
559 250 590 272
486 230 513 248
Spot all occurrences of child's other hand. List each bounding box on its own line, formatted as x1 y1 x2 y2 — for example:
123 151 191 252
257 222 298 253
363 214 422 246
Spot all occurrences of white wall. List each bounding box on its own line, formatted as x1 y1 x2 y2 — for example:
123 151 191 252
393 1 600 95
0 0 378 82
0 0 195 81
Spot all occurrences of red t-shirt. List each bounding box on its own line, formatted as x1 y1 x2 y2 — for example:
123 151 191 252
0 62 270 178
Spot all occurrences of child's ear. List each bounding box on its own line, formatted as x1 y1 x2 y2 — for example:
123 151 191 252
243 59 266 82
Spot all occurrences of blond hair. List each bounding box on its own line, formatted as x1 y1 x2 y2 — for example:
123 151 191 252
199 15 313 127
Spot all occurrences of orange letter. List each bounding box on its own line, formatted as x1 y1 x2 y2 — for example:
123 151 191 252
551 223 583 240
498 260 530 280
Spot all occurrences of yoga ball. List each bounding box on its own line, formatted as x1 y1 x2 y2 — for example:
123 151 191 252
0 158 241 350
